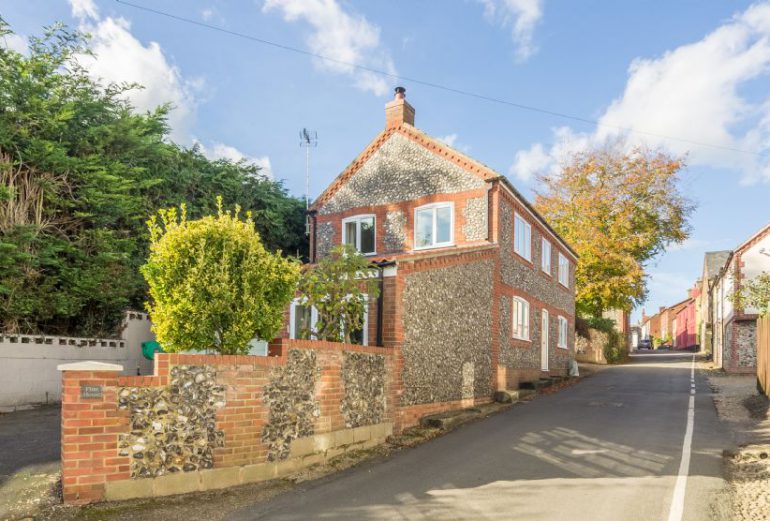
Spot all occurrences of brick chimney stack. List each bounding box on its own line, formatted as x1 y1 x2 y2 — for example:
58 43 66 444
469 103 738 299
385 86 415 127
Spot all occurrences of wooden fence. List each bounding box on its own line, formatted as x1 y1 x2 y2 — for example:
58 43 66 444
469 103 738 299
758 314 770 394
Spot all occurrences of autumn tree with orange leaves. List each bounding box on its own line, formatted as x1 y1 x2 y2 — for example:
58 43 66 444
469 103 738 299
534 147 693 317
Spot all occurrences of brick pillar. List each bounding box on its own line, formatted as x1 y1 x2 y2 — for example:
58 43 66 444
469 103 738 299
59 361 127 504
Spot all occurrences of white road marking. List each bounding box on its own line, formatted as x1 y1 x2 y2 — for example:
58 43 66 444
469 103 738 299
571 449 608 455
667 355 696 521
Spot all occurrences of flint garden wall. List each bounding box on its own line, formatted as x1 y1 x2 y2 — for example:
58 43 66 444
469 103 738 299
59 338 395 504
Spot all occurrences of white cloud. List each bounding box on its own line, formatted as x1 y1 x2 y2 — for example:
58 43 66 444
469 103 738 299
2 33 28 54
437 133 458 147
436 133 472 154
68 0 200 143
201 8 215 21
198 142 273 178
262 0 396 96
510 142 550 181
70 0 99 20
511 2 770 184
479 0 544 62
65 1 268 169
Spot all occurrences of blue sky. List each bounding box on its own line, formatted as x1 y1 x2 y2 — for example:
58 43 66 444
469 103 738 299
3 0 770 322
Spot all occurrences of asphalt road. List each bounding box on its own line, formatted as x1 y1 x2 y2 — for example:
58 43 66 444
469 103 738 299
0 405 60 483
229 352 730 521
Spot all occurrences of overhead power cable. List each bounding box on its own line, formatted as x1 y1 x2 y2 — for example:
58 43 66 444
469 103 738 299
115 0 768 159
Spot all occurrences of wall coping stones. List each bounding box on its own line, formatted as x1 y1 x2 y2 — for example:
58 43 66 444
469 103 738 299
57 360 124 371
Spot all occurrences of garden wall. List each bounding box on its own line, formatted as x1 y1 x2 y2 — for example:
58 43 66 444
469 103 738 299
0 312 154 410
575 328 609 364
59 339 395 504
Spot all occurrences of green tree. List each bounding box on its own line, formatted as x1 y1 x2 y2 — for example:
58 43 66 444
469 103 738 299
732 272 770 316
0 19 307 336
534 146 693 316
141 200 300 354
297 245 380 344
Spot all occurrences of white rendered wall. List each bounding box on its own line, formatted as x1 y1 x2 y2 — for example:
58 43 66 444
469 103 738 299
0 312 154 410
741 234 770 315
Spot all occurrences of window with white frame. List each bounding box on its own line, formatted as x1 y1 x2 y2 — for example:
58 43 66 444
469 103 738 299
414 202 453 249
346 294 369 346
289 298 317 340
512 297 530 340
558 253 569 287
290 296 369 345
342 215 376 255
558 316 568 348
541 238 551 274
514 213 531 261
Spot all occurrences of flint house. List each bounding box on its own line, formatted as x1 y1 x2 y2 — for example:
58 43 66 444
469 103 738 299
288 88 577 423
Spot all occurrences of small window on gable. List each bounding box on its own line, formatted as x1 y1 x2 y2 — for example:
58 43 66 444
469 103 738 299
514 212 531 261
558 316 568 348
558 253 569 287
342 215 376 255
512 297 530 341
414 202 453 249
541 238 551 274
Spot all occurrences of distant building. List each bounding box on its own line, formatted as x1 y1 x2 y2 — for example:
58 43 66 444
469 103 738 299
674 289 698 349
696 251 731 356
711 222 770 373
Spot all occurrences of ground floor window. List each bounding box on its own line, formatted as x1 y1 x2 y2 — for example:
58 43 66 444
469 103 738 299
558 316 568 348
289 296 369 345
512 297 530 340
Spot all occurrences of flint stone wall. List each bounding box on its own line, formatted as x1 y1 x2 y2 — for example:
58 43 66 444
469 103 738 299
499 200 574 317
383 210 407 252
462 196 488 242
736 321 758 369
401 258 494 405
262 349 320 461
117 365 226 478
316 221 335 259
341 351 386 428
318 133 485 215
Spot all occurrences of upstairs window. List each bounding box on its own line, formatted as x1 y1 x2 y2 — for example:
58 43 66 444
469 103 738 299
512 297 530 340
558 253 569 287
342 215 376 255
558 316 568 348
514 212 531 261
415 202 453 249
541 238 552 274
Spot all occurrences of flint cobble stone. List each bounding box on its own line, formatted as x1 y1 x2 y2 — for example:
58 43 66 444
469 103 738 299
401 259 494 405
319 133 485 215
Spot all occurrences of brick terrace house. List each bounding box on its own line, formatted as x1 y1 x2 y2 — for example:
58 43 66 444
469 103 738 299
712 222 770 373
285 88 577 425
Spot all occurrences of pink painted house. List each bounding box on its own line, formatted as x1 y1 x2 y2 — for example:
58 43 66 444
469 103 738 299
674 287 699 349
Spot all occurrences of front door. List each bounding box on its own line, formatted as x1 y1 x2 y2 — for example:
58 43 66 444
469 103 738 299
541 309 549 372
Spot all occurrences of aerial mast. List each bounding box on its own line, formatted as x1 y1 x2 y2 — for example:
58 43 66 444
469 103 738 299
299 128 318 212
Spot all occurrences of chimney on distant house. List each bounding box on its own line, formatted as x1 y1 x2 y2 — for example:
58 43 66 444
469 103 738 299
659 306 666 313
385 86 415 127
